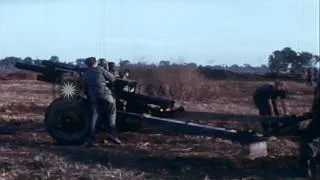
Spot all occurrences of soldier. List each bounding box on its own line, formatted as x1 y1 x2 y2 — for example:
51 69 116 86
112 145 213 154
81 57 121 146
313 68 318 83
158 84 169 98
298 79 320 177
120 68 130 79
252 80 289 134
145 84 155 96
108 62 116 75
306 68 313 86
98 58 109 71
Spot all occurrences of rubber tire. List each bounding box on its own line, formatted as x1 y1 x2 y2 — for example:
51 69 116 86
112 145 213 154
44 97 91 145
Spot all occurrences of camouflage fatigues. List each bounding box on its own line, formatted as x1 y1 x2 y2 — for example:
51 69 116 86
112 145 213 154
298 80 320 177
108 62 116 75
81 66 117 139
98 58 109 71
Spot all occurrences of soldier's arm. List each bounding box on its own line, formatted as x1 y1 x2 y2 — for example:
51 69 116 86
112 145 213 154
271 99 280 116
280 99 287 115
268 98 275 116
101 68 116 82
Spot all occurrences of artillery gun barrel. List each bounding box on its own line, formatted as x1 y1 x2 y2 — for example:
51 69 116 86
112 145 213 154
15 62 47 74
16 61 84 75
15 61 81 84
41 60 86 73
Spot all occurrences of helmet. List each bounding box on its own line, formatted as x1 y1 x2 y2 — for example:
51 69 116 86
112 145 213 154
108 62 116 73
98 58 108 70
84 57 97 67
98 58 106 64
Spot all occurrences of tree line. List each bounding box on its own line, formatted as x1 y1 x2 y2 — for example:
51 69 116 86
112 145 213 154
0 47 319 75
268 47 319 73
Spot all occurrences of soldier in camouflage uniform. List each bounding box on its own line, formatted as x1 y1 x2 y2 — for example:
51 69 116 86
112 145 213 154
81 57 121 146
298 80 320 177
120 68 130 79
98 58 109 71
108 62 116 75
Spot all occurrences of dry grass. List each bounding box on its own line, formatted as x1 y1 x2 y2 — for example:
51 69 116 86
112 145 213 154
0 70 37 81
0 67 317 179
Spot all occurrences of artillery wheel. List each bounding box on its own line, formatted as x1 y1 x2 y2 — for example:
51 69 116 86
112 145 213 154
44 97 90 145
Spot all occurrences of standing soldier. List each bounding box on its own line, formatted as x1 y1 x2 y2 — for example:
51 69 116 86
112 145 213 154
313 68 318 83
252 80 289 134
108 62 116 75
98 58 109 71
120 68 130 79
81 57 121 147
306 68 313 86
298 79 320 178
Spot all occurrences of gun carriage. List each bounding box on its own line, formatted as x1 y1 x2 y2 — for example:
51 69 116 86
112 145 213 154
15 60 313 159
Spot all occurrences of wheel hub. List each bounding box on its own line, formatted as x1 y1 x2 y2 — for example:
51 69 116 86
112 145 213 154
57 110 84 134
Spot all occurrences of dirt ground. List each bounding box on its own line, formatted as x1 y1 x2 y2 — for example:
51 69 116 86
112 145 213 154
0 79 316 180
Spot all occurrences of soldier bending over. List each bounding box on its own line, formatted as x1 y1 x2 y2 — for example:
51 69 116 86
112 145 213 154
252 80 289 134
81 57 121 146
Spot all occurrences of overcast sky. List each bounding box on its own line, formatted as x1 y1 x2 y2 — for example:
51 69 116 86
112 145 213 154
0 0 319 65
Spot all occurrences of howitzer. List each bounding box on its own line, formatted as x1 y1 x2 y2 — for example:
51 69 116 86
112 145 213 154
14 60 309 159
15 60 173 108
15 60 181 142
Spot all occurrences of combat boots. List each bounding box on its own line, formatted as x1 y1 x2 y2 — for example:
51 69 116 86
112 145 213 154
104 128 122 145
82 135 97 147
105 134 122 144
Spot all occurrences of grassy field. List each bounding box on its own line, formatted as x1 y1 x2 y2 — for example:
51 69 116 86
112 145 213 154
0 73 316 179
